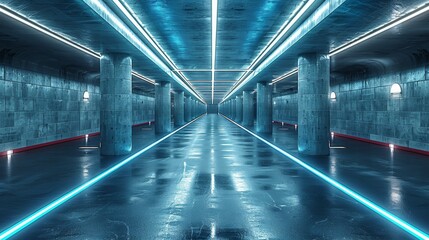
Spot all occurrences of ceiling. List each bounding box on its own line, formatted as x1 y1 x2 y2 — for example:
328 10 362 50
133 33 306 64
0 0 428 103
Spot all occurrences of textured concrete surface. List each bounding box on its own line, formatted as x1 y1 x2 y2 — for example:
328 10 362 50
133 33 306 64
242 91 255 127
256 82 272 133
0 65 101 153
273 64 429 152
155 81 171 133
132 94 155 125
173 91 185 127
273 93 297 125
184 96 192 122
100 54 132 155
1 115 425 239
235 95 243 123
297 54 330 155
330 65 429 151
0 64 154 153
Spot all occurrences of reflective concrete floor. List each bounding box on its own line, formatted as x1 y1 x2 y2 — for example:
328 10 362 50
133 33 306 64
0 115 428 239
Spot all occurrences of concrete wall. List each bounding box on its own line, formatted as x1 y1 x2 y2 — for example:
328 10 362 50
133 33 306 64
0 65 154 152
273 93 298 125
207 104 218 114
132 94 155 125
273 65 429 152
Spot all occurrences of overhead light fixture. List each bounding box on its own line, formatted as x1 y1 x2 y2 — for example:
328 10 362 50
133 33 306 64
0 4 156 87
0 5 100 58
270 69 298 85
111 0 197 90
211 0 219 104
330 91 337 100
131 72 155 84
83 0 205 103
390 83 402 95
329 3 429 56
239 2 429 88
174 69 250 72
222 0 319 102
222 3 429 101
221 114 429 240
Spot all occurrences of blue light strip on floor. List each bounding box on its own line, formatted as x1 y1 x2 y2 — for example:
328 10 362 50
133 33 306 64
0 115 205 240
221 114 429 240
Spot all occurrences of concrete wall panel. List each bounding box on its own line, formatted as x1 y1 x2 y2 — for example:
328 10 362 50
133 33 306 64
273 65 429 152
0 65 154 152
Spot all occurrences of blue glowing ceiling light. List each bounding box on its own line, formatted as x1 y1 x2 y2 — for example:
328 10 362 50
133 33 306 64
270 68 298 85
111 0 202 96
227 2 429 89
329 3 429 56
0 4 155 85
83 0 205 103
222 0 320 102
211 0 218 104
220 114 429 240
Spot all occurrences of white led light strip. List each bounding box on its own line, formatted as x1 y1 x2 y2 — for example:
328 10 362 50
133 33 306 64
83 0 205 103
211 0 218 104
0 5 100 58
111 0 201 96
0 4 155 85
329 3 429 56
221 114 429 240
223 0 318 101
0 114 206 239
227 2 429 91
269 2 429 85
270 68 298 85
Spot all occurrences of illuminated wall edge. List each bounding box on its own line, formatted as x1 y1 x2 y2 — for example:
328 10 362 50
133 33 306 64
220 114 429 240
0 4 158 87
220 0 345 103
230 0 317 95
221 2 429 104
82 0 205 103
112 0 205 103
0 115 205 240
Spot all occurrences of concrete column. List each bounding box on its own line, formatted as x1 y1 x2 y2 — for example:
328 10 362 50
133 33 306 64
231 98 236 120
228 100 231 117
256 82 272 133
242 91 254 126
184 96 191 122
298 53 330 155
235 96 243 123
191 99 195 119
155 81 171 133
174 91 185 126
100 53 132 155
229 100 233 118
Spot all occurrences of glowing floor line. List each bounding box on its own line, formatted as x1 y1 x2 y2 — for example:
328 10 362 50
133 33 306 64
0 115 205 240
220 114 429 240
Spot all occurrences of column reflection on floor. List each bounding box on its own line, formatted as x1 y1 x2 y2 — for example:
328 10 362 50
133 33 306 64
8 115 417 239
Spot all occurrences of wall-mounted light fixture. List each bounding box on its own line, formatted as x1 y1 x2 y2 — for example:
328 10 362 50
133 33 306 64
330 91 337 100
83 91 90 101
390 83 402 95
